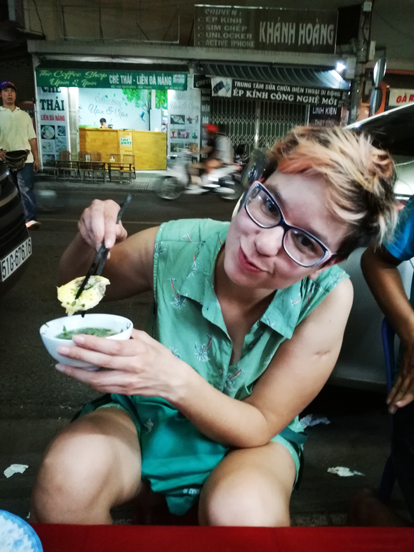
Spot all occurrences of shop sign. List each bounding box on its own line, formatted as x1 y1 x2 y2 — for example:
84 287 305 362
36 69 187 90
36 86 70 167
211 77 348 107
167 88 201 155
120 137 133 145
195 5 337 54
193 74 212 89
388 88 414 107
308 105 342 127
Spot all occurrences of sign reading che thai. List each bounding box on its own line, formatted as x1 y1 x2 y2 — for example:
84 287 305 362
388 88 414 107
36 69 187 90
195 5 337 54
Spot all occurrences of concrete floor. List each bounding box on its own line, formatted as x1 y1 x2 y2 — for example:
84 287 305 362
0 388 407 526
0 174 410 526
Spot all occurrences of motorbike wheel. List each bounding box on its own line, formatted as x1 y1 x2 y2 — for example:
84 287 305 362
219 182 244 202
156 177 184 200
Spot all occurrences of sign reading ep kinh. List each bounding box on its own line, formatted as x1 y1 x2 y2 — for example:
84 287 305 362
194 5 337 54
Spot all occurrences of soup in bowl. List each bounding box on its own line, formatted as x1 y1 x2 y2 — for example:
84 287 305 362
40 313 133 369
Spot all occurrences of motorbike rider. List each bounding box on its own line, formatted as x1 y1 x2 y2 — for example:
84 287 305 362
188 124 234 186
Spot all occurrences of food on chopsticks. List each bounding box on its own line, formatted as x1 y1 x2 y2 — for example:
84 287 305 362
56 327 119 339
57 275 110 316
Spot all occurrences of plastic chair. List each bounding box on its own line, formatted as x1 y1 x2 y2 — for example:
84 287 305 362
56 150 78 180
378 317 397 503
122 154 136 180
108 153 123 181
88 151 106 182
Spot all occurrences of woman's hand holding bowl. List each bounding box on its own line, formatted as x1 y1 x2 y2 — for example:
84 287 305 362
55 329 188 402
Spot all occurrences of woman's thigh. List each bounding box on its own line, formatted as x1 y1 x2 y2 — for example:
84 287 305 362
31 407 143 523
198 441 296 527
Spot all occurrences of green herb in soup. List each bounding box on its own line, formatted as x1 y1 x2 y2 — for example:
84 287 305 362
56 327 119 339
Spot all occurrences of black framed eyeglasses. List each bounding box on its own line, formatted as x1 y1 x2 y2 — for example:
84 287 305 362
243 182 337 268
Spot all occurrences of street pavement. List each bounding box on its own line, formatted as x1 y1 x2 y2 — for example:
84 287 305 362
0 172 410 526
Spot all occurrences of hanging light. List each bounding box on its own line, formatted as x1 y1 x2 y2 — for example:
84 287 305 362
335 62 347 74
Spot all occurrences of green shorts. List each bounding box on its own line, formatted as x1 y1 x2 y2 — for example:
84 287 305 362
78 394 304 515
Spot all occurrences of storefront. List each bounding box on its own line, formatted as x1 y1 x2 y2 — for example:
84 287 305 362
34 63 190 170
29 4 352 170
194 64 349 153
191 5 349 153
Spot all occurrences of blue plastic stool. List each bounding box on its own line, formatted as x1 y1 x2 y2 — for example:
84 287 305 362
0 509 43 550
378 317 397 503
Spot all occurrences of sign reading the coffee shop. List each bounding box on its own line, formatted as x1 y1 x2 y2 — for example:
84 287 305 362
210 76 348 107
195 5 337 54
36 69 187 90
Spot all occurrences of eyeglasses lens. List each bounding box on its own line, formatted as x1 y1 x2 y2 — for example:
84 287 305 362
246 186 325 267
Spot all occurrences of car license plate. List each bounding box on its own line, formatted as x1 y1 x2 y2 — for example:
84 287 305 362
1 237 32 282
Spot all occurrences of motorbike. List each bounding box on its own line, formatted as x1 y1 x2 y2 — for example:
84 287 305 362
155 150 246 201
231 147 269 218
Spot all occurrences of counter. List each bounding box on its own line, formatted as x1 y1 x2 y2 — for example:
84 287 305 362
79 128 167 170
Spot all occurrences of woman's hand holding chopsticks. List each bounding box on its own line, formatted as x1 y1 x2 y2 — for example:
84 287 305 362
78 199 128 252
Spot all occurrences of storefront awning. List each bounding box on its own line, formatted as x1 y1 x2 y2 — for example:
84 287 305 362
199 63 350 91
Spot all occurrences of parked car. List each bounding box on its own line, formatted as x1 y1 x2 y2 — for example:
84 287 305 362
0 162 32 298
331 103 414 390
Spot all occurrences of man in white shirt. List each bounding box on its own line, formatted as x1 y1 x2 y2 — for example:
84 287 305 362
0 80 40 229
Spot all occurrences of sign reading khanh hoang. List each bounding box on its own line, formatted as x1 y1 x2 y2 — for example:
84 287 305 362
195 5 337 54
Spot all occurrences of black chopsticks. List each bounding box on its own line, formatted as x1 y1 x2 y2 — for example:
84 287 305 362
75 193 132 300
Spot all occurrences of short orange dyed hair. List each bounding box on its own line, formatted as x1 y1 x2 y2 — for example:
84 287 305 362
262 126 397 257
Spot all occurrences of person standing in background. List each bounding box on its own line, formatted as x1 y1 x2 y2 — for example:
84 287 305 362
100 118 108 128
0 80 40 230
349 199 414 527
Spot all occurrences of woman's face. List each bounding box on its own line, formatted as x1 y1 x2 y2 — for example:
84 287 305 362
224 171 349 291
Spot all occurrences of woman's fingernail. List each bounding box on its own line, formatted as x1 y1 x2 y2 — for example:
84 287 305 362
55 364 66 372
57 346 69 355
72 335 85 344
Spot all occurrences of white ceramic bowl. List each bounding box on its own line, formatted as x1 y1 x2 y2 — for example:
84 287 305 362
40 313 133 369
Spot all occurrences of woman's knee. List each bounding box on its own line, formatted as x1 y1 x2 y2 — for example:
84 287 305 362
199 472 291 527
31 410 141 522
32 428 109 517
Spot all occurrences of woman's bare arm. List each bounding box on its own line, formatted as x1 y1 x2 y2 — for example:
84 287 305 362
172 278 353 447
361 245 414 410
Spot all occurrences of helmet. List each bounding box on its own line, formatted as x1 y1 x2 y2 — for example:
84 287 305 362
204 124 218 133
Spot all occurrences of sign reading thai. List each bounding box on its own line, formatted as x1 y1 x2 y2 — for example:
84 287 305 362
37 86 70 167
210 76 348 107
195 5 337 54
36 69 187 90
